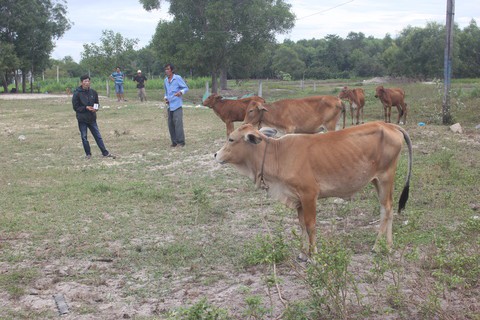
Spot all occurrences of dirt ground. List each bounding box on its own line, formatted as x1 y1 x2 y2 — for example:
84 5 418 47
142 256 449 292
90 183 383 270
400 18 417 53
1 91 479 319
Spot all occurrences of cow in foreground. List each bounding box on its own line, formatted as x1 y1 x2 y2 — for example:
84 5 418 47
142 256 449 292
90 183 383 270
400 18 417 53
202 93 265 136
243 95 345 134
338 86 366 125
214 122 412 259
375 86 408 124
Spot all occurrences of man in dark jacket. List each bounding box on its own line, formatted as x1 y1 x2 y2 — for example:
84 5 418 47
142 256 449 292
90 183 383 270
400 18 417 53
133 70 147 102
72 74 115 159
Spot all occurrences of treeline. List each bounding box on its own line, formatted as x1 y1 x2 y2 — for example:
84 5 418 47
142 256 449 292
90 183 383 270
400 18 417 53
2 0 479 94
49 20 480 84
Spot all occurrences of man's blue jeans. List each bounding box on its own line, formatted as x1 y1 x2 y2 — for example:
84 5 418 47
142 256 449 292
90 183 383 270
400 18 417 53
78 121 109 156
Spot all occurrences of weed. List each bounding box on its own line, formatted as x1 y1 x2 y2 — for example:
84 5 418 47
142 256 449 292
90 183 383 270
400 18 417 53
303 236 359 319
242 228 289 267
166 298 230 319
243 295 271 319
0 268 39 299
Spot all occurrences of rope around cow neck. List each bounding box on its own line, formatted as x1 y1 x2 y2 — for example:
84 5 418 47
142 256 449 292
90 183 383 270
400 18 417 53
258 137 270 190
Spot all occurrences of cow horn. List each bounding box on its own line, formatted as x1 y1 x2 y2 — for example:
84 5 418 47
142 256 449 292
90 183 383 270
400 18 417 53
260 127 277 137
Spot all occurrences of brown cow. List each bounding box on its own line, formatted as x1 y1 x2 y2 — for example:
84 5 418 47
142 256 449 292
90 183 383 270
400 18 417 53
203 94 265 136
339 86 365 125
214 121 412 260
243 95 345 134
374 86 408 124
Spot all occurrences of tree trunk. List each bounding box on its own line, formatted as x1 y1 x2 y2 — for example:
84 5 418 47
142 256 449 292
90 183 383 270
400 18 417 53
22 71 27 93
1 73 8 93
14 71 19 92
220 68 228 90
211 72 218 94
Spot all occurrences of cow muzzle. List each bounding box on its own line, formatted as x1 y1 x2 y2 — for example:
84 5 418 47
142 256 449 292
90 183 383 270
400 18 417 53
214 151 226 164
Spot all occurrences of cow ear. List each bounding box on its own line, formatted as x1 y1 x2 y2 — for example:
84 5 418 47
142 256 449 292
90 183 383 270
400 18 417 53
258 104 268 112
260 127 277 137
246 133 262 144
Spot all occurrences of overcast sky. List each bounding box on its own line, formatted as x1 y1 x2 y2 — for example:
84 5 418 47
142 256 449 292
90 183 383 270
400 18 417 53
52 0 480 63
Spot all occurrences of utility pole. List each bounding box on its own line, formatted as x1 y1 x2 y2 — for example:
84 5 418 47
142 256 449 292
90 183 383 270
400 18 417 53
443 0 454 124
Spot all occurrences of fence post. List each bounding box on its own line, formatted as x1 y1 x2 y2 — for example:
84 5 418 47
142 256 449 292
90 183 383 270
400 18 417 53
258 80 263 97
106 80 110 98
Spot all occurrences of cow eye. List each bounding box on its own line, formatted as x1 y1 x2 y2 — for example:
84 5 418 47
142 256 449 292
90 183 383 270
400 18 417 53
228 138 234 142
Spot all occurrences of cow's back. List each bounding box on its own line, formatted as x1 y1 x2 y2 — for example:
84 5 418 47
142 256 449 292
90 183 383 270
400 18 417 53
352 88 365 106
273 122 404 198
385 88 405 104
215 96 265 122
268 95 343 132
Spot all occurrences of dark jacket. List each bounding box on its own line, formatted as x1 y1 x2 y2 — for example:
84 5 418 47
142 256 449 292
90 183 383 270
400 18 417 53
72 86 99 124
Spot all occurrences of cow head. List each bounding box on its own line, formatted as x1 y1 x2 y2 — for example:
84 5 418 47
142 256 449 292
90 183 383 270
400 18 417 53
214 124 276 166
338 86 351 100
202 93 222 107
243 101 268 127
375 86 385 98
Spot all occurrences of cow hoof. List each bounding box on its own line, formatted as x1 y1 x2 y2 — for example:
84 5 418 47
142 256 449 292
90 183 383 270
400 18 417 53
296 253 308 263
399 121 404 125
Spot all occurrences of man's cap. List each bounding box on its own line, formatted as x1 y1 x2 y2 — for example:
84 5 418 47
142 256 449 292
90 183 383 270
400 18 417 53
137 70 141 73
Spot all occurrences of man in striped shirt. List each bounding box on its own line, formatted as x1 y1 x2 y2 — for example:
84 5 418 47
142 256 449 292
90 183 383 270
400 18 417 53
109 66 127 102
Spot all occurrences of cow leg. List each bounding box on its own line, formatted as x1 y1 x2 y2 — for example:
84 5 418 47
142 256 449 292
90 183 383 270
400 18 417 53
355 106 360 125
396 105 403 124
383 105 388 123
387 105 392 123
296 207 309 261
226 122 235 137
302 197 318 255
350 104 354 125
296 198 318 261
360 106 364 124
372 176 395 251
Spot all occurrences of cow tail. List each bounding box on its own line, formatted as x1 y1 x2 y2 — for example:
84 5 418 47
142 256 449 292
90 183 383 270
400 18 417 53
341 101 346 129
398 127 412 213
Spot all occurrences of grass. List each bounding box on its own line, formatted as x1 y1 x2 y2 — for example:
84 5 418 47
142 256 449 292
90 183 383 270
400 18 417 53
0 79 479 319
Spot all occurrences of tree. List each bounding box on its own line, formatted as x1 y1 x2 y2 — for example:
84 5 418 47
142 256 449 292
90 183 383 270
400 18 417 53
456 20 480 78
0 0 71 92
0 42 19 92
141 0 295 92
272 45 305 80
382 23 445 80
81 30 139 78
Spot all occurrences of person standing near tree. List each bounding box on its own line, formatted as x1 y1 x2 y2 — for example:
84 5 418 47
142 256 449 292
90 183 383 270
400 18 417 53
109 66 127 102
72 74 115 159
133 70 147 102
164 63 188 147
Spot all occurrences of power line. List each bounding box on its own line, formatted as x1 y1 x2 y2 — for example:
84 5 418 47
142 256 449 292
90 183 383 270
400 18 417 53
297 0 355 20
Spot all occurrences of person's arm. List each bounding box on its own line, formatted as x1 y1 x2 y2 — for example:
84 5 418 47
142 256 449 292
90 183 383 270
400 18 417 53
72 92 88 113
163 80 169 104
174 76 189 96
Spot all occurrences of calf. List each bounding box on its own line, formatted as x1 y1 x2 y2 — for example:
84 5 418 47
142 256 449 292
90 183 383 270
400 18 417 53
339 86 365 125
375 86 408 124
215 122 412 259
203 94 265 136
243 95 345 134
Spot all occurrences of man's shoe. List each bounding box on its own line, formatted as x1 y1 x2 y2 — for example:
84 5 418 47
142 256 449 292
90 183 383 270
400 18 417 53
103 153 116 159
85 154 91 160
170 144 177 147
178 144 185 147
